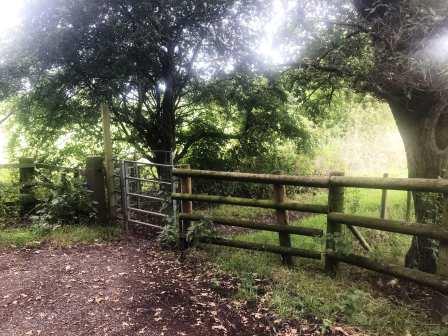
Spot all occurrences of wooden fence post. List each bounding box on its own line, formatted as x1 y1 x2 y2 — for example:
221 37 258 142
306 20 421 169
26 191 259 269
120 160 129 234
19 158 36 216
380 173 388 219
179 164 192 250
435 172 448 322
101 103 115 221
86 156 108 225
325 171 345 275
273 173 293 266
406 191 412 222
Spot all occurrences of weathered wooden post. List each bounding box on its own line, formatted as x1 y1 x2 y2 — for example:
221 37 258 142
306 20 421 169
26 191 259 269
380 173 388 219
405 191 412 222
86 156 108 225
179 164 192 250
120 160 129 234
273 172 293 266
325 171 345 275
19 158 36 216
101 103 116 221
435 172 448 322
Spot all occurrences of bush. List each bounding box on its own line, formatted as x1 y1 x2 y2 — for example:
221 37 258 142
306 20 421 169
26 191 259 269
0 182 20 226
31 174 96 227
186 142 313 198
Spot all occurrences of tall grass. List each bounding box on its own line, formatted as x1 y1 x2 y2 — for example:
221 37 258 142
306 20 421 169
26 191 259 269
202 189 448 336
0 225 122 248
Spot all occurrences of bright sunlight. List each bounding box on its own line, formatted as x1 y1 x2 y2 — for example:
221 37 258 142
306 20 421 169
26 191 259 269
0 1 22 163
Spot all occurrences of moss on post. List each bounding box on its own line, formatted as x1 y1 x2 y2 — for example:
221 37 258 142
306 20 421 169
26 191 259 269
19 158 36 216
86 156 108 225
273 172 293 266
325 171 345 275
179 164 192 250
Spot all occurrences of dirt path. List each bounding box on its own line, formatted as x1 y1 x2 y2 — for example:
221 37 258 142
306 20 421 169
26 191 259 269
0 239 352 336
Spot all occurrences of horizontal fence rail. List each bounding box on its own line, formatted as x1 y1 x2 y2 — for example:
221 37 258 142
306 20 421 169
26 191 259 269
180 213 324 237
173 168 448 192
172 193 328 214
199 236 322 260
329 212 448 242
331 176 448 193
173 168 330 187
328 252 448 294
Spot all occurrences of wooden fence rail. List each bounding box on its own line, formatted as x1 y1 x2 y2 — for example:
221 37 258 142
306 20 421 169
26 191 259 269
172 168 448 295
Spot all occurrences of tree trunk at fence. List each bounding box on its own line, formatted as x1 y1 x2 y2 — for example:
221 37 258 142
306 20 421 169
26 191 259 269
389 94 448 273
154 150 173 196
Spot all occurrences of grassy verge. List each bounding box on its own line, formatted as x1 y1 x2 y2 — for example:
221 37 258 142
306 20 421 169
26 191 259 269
201 189 448 336
0 225 122 248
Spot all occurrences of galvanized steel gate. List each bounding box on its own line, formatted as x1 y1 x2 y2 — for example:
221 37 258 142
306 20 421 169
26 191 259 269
117 152 177 231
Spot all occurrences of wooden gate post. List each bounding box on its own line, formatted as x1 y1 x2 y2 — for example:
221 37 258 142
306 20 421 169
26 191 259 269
435 172 448 322
86 156 108 225
179 164 192 250
325 171 345 275
405 191 412 222
19 158 36 216
273 173 293 266
120 160 129 234
101 103 116 221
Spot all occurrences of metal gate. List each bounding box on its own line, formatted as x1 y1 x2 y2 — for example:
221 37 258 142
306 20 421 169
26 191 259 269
118 154 176 231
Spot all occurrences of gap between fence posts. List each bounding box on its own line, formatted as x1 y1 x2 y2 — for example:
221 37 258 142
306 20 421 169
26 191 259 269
325 171 345 275
179 164 192 250
273 171 293 266
19 158 36 216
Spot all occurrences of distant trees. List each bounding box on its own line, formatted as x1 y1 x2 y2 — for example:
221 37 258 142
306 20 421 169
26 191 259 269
286 0 448 272
0 0 263 163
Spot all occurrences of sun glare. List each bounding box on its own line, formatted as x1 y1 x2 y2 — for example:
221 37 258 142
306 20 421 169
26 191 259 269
0 1 22 34
423 31 448 63
0 1 23 164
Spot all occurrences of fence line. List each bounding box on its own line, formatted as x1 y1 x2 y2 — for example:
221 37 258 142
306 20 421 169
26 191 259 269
172 168 448 294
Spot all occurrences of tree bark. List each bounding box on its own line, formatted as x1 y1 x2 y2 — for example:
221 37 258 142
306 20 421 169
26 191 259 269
388 93 448 273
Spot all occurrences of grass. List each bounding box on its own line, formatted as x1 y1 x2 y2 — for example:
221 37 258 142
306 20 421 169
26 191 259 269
0 225 122 248
201 189 448 336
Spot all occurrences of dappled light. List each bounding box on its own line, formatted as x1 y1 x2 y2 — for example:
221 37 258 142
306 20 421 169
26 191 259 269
0 1 447 335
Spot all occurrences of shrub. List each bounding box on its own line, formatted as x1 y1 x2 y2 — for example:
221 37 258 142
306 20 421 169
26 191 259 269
31 174 95 227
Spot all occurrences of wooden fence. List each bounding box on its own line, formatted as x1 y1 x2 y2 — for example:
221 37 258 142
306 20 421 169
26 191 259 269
172 168 448 294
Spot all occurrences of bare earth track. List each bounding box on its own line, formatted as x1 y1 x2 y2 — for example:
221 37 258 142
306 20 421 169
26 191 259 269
0 238 356 336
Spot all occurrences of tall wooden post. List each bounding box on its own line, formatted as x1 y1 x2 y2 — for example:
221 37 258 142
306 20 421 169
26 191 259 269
325 171 345 275
405 191 412 222
86 156 108 225
380 173 388 219
101 103 115 221
435 172 448 322
273 173 293 266
120 160 129 234
19 158 36 216
179 164 192 250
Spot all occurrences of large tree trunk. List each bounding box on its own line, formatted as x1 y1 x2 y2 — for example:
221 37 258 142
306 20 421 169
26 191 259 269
388 93 448 273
